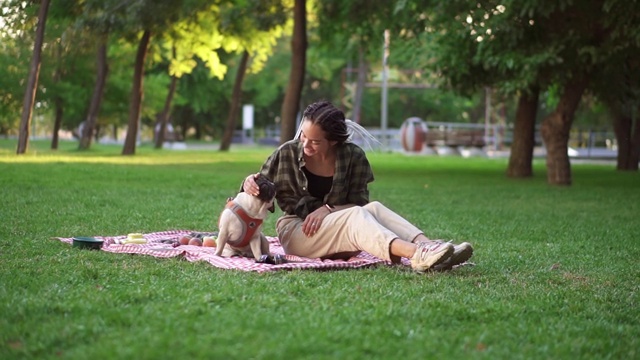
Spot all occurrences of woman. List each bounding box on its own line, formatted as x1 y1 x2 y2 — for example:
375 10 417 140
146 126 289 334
242 101 473 272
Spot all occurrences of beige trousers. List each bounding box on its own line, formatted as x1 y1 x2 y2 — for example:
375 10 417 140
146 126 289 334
275 201 423 261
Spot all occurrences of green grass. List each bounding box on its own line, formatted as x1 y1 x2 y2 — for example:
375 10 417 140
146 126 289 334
1 139 638 359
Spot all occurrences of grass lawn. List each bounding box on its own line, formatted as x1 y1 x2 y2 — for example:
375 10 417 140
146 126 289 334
1 139 638 359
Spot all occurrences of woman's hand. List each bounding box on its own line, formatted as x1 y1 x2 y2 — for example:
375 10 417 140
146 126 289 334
302 206 332 237
243 173 260 196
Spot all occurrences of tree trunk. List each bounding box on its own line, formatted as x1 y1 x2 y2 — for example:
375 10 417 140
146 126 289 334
612 104 640 171
279 0 307 143
50 41 64 150
630 108 640 170
80 38 109 150
507 86 539 178
51 97 63 150
16 0 50 154
122 30 151 155
352 45 367 124
540 76 588 185
220 51 250 151
154 45 178 149
154 76 178 149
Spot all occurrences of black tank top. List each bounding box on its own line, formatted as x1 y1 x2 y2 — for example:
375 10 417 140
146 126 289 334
303 167 333 199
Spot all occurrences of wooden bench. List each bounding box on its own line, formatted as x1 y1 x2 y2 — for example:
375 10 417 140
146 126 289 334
425 129 486 148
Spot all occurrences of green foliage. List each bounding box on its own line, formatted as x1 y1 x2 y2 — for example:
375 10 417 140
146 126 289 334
0 1 38 135
407 0 640 103
218 0 290 73
2 0 634 142
141 72 173 120
0 41 26 135
316 0 398 59
243 37 290 110
0 141 639 359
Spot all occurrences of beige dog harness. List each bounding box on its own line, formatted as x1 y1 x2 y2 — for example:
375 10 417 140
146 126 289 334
222 200 263 247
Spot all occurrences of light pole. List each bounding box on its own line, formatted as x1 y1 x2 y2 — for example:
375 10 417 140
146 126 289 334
381 29 390 150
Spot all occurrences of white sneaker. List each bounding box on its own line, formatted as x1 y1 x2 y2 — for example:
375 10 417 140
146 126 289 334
410 242 454 272
429 241 474 271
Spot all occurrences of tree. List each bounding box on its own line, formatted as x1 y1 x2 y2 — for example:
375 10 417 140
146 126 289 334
119 0 288 152
540 75 589 185
16 0 51 154
220 51 250 150
216 0 289 150
315 1 401 120
79 37 108 150
589 4 640 171
1 2 35 138
73 0 120 151
122 30 151 155
120 0 211 155
279 0 307 143
34 0 102 149
396 0 638 185
597 58 640 171
507 87 539 177
154 70 178 148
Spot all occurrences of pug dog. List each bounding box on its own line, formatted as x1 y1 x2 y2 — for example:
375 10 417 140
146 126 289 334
215 174 276 260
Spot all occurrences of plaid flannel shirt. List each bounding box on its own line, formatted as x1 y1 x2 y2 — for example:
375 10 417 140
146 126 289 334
258 139 374 219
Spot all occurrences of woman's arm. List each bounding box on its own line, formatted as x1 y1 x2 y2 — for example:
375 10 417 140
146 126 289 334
344 145 374 206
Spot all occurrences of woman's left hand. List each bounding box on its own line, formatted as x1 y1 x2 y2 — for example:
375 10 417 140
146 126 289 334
302 207 331 237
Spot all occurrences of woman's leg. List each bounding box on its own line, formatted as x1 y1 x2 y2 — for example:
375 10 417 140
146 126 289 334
362 201 426 243
276 207 454 271
276 207 399 261
363 201 474 269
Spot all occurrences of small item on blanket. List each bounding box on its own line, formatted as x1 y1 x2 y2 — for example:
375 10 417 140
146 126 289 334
202 236 216 247
176 232 218 247
158 238 178 245
115 233 147 245
178 235 191 245
257 254 285 265
256 254 306 265
72 236 104 250
190 231 219 239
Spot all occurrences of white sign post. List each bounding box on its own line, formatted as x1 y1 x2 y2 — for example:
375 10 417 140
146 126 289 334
242 104 254 144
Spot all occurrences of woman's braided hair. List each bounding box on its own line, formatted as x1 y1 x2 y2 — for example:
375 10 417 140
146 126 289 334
302 101 349 144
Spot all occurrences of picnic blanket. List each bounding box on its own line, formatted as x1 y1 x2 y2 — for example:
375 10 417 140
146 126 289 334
55 230 398 273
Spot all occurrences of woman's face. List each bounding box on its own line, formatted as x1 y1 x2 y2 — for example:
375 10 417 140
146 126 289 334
299 120 335 157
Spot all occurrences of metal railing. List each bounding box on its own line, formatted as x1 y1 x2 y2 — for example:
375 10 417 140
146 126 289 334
254 122 618 158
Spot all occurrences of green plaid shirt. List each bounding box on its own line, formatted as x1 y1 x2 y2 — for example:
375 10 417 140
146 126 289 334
258 140 374 219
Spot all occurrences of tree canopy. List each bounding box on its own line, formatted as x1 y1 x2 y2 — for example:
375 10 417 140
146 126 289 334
3 0 637 179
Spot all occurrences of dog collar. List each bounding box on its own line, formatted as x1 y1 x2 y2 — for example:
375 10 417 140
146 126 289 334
222 200 264 248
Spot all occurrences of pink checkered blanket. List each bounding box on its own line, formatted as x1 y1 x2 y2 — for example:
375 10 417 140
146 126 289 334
56 230 396 273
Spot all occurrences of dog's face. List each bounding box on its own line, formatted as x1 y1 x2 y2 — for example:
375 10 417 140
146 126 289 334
254 175 276 212
230 175 276 218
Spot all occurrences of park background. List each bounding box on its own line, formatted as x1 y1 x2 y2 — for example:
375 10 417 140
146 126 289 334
2 0 639 184
1 0 639 359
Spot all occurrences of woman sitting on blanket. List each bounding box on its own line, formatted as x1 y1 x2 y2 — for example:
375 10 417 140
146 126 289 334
242 100 473 272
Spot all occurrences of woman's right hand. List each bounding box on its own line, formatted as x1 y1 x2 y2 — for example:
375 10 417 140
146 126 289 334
243 173 260 196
